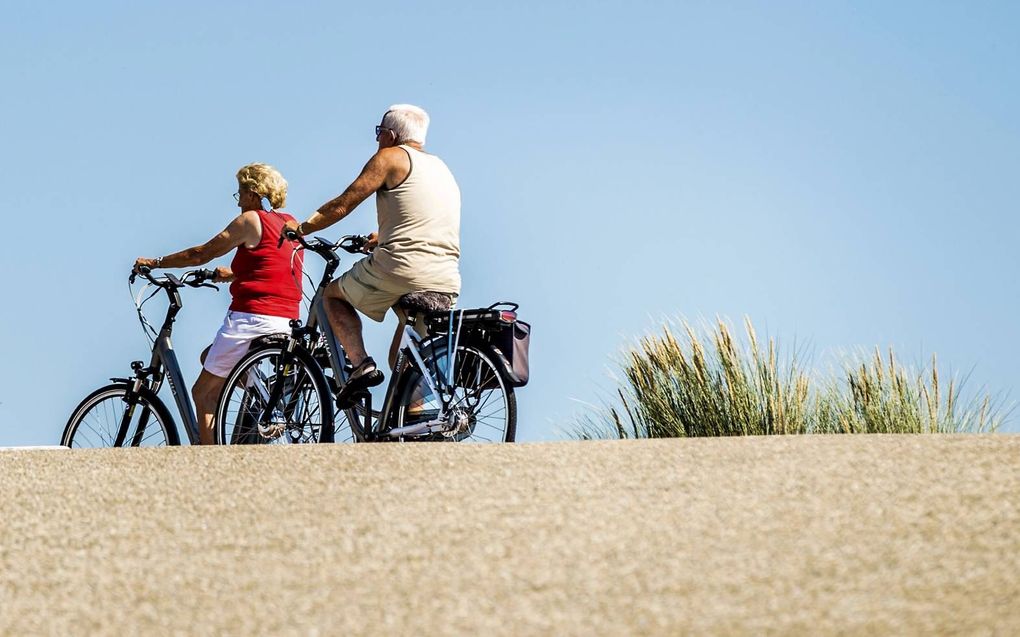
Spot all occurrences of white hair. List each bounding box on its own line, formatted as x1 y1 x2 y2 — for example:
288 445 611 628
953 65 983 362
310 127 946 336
382 104 430 145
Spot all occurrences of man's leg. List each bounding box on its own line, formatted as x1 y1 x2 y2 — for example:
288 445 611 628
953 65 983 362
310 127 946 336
192 368 227 445
324 282 369 367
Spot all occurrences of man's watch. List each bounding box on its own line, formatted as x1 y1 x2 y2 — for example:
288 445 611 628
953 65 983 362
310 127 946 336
297 222 306 236
154 256 163 268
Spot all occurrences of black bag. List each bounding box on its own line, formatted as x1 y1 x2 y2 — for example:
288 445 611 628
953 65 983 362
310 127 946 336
492 319 531 387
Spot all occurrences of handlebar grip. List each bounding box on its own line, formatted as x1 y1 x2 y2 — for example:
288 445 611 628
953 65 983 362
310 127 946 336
181 269 218 287
129 265 151 285
339 234 369 254
278 227 300 248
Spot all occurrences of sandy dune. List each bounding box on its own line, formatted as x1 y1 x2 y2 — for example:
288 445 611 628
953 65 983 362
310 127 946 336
2 435 1018 635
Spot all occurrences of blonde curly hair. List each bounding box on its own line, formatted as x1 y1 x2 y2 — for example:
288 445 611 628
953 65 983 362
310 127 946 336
236 163 287 209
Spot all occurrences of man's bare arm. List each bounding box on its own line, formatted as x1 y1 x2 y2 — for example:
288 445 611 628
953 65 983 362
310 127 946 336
295 148 402 235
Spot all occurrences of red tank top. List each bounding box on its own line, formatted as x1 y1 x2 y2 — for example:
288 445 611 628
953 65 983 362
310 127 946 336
229 210 304 319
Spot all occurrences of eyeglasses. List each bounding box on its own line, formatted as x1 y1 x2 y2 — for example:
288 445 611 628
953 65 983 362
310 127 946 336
375 125 393 139
232 191 241 202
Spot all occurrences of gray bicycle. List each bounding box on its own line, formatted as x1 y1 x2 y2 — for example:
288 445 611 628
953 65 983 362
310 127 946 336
62 267 220 447
214 233 529 445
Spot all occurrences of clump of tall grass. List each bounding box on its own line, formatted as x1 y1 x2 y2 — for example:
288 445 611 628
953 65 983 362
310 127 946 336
574 319 1007 439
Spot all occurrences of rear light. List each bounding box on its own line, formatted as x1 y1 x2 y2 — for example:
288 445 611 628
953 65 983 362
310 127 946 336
499 311 517 323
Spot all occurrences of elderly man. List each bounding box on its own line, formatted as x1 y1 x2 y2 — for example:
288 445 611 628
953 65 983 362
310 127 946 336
284 104 461 398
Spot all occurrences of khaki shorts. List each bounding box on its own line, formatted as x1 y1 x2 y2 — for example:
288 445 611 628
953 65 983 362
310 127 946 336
334 258 458 323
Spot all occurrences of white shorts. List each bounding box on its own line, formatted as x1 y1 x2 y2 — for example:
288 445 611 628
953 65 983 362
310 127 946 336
203 311 293 378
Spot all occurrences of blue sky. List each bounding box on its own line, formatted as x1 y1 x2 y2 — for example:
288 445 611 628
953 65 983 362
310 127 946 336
1 1 1018 444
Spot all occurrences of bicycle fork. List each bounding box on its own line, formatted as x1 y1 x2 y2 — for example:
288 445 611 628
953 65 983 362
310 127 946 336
255 340 298 431
113 361 155 447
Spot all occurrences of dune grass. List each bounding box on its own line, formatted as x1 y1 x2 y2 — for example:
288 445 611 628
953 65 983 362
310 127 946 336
574 318 1007 439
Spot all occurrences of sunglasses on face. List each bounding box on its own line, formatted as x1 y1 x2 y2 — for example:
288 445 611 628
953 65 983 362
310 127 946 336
375 125 393 139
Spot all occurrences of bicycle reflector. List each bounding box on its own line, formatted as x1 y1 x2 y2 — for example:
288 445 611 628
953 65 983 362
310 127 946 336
499 311 517 323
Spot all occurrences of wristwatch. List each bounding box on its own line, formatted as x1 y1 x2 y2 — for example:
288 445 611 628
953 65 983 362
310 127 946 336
154 256 163 268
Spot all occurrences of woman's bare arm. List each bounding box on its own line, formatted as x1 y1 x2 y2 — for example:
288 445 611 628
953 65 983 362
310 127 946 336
134 211 260 271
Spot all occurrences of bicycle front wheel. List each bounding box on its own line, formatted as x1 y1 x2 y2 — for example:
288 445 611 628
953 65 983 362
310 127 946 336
215 343 334 445
393 343 516 443
62 383 180 448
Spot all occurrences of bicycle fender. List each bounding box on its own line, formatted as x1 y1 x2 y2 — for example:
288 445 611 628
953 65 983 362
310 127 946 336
250 333 292 349
481 344 521 386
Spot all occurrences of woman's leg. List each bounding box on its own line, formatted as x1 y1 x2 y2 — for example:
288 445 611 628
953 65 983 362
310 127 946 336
192 369 227 445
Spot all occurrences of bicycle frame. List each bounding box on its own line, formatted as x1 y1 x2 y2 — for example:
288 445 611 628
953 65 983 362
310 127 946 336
303 290 441 441
115 272 211 446
146 324 201 445
373 320 451 438
340 315 451 440
285 235 455 442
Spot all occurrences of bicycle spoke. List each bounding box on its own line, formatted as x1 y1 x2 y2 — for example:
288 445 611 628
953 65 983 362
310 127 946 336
219 349 329 445
395 344 514 443
66 388 173 448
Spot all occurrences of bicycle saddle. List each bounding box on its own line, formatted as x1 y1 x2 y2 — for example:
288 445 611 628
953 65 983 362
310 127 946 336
396 291 455 314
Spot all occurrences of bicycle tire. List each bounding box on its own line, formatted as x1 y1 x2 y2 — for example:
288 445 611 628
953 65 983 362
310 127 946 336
215 342 334 445
392 341 517 442
62 383 180 448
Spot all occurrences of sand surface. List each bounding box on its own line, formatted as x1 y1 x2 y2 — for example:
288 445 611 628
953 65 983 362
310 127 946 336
2 435 1019 635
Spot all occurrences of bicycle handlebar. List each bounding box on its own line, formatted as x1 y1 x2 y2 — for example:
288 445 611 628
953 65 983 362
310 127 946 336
129 267 219 290
280 230 371 256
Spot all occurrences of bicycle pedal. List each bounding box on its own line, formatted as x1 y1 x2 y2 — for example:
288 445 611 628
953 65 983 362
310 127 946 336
336 388 371 410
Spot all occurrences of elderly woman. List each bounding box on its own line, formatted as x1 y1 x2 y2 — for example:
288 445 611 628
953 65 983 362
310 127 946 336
134 163 303 445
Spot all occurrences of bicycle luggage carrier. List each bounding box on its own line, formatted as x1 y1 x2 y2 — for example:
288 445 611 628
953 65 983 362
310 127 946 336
425 302 531 387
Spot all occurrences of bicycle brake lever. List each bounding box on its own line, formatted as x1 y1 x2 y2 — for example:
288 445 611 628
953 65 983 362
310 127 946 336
279 228 299 249
340 235 368 254
199 283 220 291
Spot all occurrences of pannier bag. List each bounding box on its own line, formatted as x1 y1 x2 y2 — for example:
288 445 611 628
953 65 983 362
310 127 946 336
493 319 530 387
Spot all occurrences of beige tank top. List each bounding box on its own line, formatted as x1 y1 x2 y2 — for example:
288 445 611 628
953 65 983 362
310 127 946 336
370 145 461 293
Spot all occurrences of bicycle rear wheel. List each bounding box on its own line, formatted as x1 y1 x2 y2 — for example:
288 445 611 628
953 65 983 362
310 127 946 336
215 343 334 445
393 343 516 442
62 383 180 448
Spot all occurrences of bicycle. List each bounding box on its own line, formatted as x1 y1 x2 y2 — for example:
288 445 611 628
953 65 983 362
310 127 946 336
62 267 220 447
214 232 527 444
